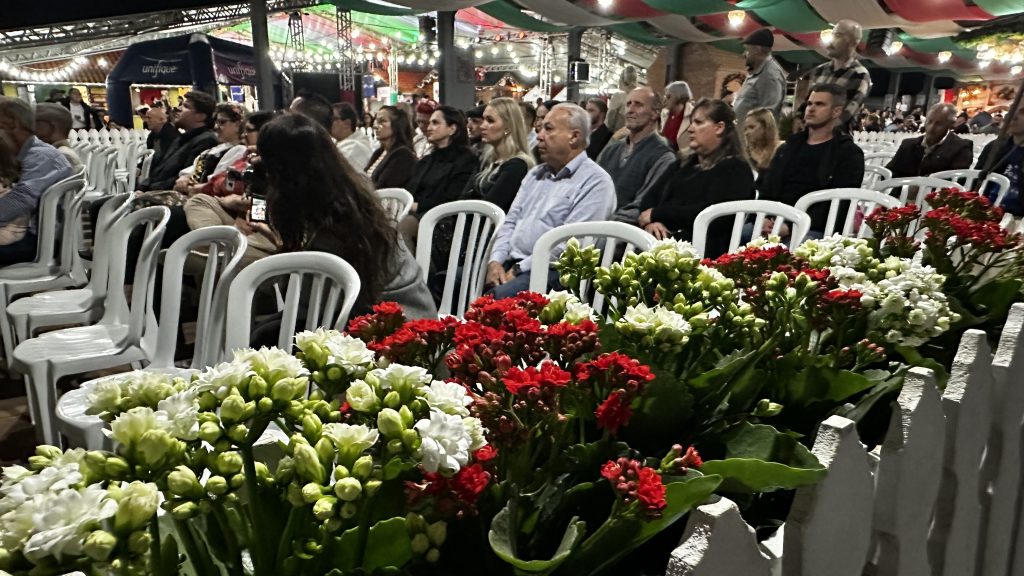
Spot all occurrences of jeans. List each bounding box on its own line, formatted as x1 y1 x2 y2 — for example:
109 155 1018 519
0 233 37 266
486 263 561 300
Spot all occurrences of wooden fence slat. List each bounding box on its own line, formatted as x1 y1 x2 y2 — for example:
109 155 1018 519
667 497 772 576
783 415 874 576
871 367 945 576
988 304 1024 576
931 330 993 576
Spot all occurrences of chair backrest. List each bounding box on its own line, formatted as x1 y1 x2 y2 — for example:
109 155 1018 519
150 226 247 370
692 200 812 257
794 189 903 239
100 206 170 347
86 193 134 300
376 188 414 220
862 164 892 188
139 149 156 182
33 169 87 267
223 252 360 354
930 169 1012 207
873 176 959 208
529 221 656 315
415 200 505 318
864 152 895 167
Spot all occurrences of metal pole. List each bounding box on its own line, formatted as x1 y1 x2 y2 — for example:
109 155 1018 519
566 28 583 103
437 11 473 110
249 0 275 110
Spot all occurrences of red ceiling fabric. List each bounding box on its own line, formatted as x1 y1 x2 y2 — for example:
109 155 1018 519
572 0 667 19
697 12 765 38
880 0 991 23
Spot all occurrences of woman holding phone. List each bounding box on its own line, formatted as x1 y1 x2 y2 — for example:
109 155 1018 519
251 113 436 321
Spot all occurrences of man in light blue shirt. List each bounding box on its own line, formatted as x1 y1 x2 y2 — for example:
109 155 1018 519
486 103 615 299
0 97 73 265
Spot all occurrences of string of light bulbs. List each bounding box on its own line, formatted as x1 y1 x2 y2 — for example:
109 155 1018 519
0 56 109 83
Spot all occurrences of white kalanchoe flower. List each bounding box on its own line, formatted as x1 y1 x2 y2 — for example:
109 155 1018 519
424 381 473 417
0 464 82 516
414 410 472 475
86 379 123 416
858 257 958 346
745 235 786 250
564 300 597 323
324 333 376 373
321 423 379 454
345 380 380 413
541 291 596 325
545 290 576 309
368 364 432 392
20 484 118 562
106 407 162 446
156 391 200 441
195 359 254 399
236 347 307 383
795 235 880 273
649 238 699 261
294 327 333 351
462 417 488 451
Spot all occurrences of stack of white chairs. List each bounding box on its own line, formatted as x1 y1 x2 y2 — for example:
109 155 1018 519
54 226 247 449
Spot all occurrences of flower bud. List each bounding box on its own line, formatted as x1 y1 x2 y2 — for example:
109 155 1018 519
257 397 274 413
206 475 229 496
198 421 222 444
334 477 362 502
220 394 246 424
377 408 404 437
364 479 382 498
334 465 350 480
383 390 402 409
426 549 440 563
127 530 152 555
313 495 338 521
226 424 249 444
401 429 420 450
35 445 63 460
230 474 246 489
302 482 324 504
216 452 244 476
411 533 430 555
406 512 427 533
351 456 373 481
104 456 130 479
315 438 335 466
83 530 117 561
287 483 305 507
271 380 297 403
340 502 358 519
399 405 415 428
302 413 323 443
386 439 404 454
171 502 199 520
248 375 268 398
325 517 343 532
114 481 159 533
168 466 203 499
426 521 447 547
293 443 327 484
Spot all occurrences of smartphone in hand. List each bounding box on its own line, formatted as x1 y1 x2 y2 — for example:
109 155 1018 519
249 195 268 223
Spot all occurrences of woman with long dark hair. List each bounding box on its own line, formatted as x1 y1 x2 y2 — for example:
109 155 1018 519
638 99 755 257
365 105 418 189
256 113 435 318
398 105 479 250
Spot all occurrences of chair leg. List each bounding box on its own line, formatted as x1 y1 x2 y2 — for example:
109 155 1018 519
84 422 108 451
26 363 61 448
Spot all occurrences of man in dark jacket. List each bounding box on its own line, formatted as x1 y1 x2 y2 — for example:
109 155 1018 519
585 98 612 160
144 105 179 167
760 83 864 235
886 103 972 178
977 99 1024 216
137 91 218 191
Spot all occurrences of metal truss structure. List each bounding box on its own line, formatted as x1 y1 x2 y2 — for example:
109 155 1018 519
286 10 308 70
0 0 321 64
335 7 357 91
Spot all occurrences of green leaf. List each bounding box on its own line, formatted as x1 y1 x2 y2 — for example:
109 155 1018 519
331 517 412 572
895 345 949 389
555 475 722 576
782 367 882 408
489 504 586 575
969 278 1023 324
699 421 825 493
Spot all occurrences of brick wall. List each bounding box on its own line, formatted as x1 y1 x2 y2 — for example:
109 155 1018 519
678 43 748 101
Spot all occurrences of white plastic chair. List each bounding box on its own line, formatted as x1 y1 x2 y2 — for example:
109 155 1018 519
0 171 89 368
692 200 812 257
376 188 414 221
11 206 170 446
794 189 902 239
4 193 132 368
864 152 895 167
222 252 360 354
528 221 656 316
872 176 960 208
862 165 892 188
54 226 247 449
414 200 505 318
930 169 1012 207
139 149 156 183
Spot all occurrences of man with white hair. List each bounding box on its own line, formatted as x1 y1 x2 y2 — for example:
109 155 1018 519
34 103 82 168
486 102 615 299
886 103 972 177
806 19 872 125
0 96 73 264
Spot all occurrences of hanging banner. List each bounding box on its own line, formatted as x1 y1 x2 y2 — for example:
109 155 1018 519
213 54 258 85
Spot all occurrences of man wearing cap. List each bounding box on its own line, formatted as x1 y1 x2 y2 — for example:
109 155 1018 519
733 28 788 126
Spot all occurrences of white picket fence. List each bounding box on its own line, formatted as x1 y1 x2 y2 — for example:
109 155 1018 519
668 302 1024 576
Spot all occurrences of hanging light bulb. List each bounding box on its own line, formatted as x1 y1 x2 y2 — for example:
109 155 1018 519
1012 65 1023 76
506 43 515 53
820 29 834 45
979 60 990 69
474 49 483 59
885 41 903 56
937 51 952 64
727 10 746 28
490 45 499 55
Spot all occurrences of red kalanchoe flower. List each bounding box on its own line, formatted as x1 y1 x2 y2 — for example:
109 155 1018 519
502 362 572 395
680 445 702 469
450 464 491 505
595 390 634 435
600 460 622 481
576 352 655 395
635 467 668 515
346 301 406 342
473 445 498 463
